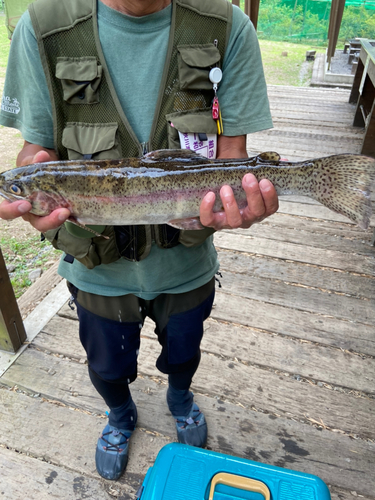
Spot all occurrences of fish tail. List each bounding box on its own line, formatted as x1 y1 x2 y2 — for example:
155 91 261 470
310 155 375 229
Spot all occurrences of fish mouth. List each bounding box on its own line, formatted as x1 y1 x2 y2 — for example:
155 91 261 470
0 189 23 203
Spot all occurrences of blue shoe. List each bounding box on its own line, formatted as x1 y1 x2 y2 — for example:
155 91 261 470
174 402 208 448
95 404 137 480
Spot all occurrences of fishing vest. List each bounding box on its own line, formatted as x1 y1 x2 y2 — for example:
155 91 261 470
29 0 232 268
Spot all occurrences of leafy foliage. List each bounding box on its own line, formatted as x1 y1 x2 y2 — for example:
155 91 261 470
339 6 375 40
257 0 375 43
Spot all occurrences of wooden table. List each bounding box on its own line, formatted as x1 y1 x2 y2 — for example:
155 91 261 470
349 38 375 158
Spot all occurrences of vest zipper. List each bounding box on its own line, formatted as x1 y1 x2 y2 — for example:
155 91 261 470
141 142 148 155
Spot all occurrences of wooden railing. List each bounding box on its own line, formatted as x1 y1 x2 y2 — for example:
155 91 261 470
0 247 26 352
231 0 260 30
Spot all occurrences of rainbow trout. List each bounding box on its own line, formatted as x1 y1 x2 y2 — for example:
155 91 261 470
0 149 374 230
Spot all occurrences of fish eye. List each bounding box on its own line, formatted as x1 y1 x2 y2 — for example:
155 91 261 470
9 184 22 195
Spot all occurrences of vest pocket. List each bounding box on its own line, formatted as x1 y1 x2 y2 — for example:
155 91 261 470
62 122 121 160
177 44 221 90
44 225 121 269
166 107 217 149
56 57 102 104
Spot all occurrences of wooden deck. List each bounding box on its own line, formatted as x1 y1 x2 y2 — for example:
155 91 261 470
1 85 374 500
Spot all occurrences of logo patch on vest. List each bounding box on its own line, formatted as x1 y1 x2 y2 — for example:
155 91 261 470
1 96 20 115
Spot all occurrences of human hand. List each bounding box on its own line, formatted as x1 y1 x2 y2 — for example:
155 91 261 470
0 149 70 232
199 173 279 230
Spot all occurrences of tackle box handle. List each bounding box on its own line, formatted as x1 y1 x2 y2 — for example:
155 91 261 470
208 472 271 500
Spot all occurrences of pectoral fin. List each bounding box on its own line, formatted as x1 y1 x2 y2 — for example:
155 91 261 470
168 217 205 230
67 218 110 239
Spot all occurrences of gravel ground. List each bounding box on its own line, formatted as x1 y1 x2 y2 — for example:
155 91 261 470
329 49 354 75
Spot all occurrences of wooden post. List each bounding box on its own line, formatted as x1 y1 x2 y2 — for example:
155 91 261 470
243 0 260 30
231 0 240 6
0 247 27 352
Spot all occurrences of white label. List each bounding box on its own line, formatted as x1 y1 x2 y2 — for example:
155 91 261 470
1 95 20 115
178 131 217 159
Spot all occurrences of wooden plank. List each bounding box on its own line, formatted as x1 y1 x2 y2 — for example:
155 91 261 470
260 209 374 237
1 352 374 497
266 109 356 122
217 250 375 301
266 111 355 124
266 91 350 102
266 84 350 94
36 314 375 393
252 129 362 145
257 122 364 136
248 138 362 155
0 447 115 500
200 319 375 393
212 292 375 355
17 260 62 319
277 200 375 227
266 116 359 129
0 388 170 497
252 124 363 139
2 342 374 443
215 268 375 326
267 94 352 105
233 222 375 257
214 232 375 274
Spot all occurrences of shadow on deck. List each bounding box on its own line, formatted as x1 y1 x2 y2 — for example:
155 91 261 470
0 85 374 500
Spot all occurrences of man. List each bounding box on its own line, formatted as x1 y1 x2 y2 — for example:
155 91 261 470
0 0 278 481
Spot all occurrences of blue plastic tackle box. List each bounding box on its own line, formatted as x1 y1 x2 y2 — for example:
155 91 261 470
136 443 331 500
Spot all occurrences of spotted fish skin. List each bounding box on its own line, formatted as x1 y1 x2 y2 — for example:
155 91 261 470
0 149 374 230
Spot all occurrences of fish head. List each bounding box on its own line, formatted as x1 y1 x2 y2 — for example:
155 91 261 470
0 165 70 216
0 167 33 203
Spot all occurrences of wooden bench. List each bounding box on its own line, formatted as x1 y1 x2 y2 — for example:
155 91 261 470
348 39 362 64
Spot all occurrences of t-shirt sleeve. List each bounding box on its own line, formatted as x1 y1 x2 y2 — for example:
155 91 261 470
218 5 273 136
0 11 54 149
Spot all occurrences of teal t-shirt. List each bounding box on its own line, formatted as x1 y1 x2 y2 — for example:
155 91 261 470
0 1 273 298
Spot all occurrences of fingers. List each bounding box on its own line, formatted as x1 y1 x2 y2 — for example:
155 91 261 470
200 187 243 230
0 199 32 220
22 208 70 232
199 174 279 231
220 185 243 228
241 174 279 222
200 192 218 227
21 149 54 167
0 199 70 231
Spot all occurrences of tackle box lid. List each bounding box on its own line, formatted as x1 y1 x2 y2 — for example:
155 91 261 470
137 443 331 500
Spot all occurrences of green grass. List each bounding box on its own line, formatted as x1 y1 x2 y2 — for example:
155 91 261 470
1 233 59 298
259 40 325 86
0 21 10 70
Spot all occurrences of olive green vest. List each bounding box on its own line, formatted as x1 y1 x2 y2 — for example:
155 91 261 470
29 0 232 268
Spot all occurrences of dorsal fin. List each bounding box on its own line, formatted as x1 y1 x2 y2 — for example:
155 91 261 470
143 149 210 164
257 151 281 163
